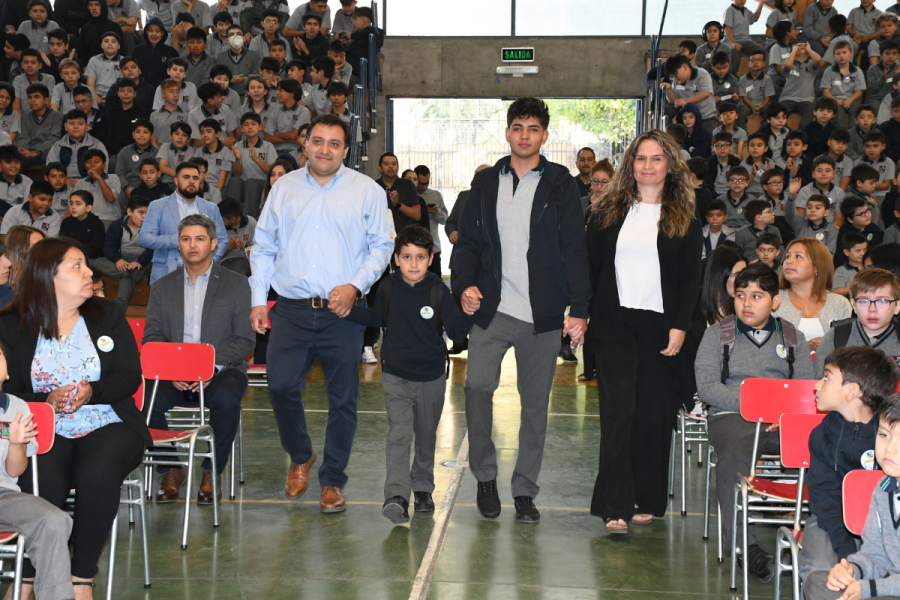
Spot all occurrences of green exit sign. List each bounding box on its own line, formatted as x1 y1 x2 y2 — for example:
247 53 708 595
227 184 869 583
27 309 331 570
501 47 534 62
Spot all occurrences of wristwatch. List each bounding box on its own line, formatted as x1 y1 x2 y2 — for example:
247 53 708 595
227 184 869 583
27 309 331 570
353 285 362 299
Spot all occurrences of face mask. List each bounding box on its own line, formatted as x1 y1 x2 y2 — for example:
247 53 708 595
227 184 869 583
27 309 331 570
228 34 242 49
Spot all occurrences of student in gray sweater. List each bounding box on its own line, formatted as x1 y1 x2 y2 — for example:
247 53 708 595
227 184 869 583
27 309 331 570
733 199 784 259
783 193 841 256
695 263 815 582
803 394 900 600
815 268 900 379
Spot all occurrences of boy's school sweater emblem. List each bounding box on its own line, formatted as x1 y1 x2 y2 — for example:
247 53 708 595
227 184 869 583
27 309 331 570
420 306 434 320
868 233 874 242
215 158 222 166
862 449 876 470
40 223 49 232
97 336 114 352
816 232 825 241
892 355 900 369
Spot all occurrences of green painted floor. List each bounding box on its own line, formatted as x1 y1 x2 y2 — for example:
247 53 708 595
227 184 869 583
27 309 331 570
77 349 781 599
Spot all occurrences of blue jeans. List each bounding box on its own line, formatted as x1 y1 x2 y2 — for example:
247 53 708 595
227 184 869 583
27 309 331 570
267 299 365 489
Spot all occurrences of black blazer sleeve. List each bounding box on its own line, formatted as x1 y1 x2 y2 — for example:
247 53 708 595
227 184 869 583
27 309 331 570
558 177 592 319
670 217 704 332
84 300 143 409
451 187 485 299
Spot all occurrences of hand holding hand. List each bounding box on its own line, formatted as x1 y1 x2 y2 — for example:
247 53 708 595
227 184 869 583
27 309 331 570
126 261 141 270
564 316 587 347
827 559 857 591
115 259 128 271
46 385 75 413
461 286 482 315
327 284 357 318
449 231 458 244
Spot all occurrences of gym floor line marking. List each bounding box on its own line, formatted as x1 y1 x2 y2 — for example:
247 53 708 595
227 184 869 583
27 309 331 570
409 432 469 600
241 408 599 417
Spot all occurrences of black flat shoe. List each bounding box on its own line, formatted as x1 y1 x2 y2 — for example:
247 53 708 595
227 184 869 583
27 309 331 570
382 496 410 524
414 491 435 512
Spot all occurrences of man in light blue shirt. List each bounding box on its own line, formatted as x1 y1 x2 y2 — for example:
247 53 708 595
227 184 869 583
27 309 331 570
142 162 228 283
249 114 392 513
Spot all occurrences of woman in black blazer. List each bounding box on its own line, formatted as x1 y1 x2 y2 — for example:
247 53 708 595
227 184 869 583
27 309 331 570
0 238 149 597
586 130 702 534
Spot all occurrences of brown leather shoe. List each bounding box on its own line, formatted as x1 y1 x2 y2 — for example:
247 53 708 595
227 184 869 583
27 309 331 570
197 470 222 506
156 468 186 504
285 449 316 499
320 486 346 513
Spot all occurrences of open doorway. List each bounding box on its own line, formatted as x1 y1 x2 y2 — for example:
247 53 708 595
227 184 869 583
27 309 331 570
388 97 639 274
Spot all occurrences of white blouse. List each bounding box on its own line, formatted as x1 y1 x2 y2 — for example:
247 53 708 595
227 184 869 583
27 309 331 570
615 202 664 313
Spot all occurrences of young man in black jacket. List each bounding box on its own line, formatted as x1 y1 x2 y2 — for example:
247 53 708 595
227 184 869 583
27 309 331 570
59 190 105 259
453 96 591 524
77 0 123 64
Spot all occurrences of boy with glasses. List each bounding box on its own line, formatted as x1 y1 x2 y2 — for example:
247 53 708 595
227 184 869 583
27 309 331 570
835 196 884 267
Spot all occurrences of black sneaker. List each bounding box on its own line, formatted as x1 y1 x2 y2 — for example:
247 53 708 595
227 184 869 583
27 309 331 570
382 496 410 524
476 479 501 519
738 544 775 583
559 348 578 364
414 491 435 512
514 496 540 523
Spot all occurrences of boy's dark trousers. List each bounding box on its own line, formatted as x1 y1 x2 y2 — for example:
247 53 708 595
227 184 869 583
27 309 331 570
798 515 854 581
707 413 780 554
381 372 445 501
91 257 151 308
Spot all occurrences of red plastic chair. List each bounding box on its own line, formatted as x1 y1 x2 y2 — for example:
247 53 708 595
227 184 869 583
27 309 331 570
731 378 819 599
140 342 219 550
773 413 827 600
129 319 144 353
247 301 275 388
843 469 886 536
0 403 54 600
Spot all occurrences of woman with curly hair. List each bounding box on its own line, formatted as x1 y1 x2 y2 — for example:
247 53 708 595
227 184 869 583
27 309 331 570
585 129 703 534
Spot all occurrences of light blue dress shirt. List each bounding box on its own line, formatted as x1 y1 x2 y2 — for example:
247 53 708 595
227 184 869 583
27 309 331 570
249 165 393 307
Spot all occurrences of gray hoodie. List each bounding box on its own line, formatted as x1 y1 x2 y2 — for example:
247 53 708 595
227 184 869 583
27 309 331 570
847 475 900 598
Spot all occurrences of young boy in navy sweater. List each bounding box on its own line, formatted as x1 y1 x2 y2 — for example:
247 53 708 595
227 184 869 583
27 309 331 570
343 225 471 525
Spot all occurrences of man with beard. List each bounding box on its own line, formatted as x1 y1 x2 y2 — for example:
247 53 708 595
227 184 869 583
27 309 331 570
249 114 393 513
573 147 596 200
141 161 228 284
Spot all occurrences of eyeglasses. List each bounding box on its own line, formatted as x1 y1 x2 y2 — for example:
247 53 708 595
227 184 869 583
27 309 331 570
766 180 784 186
590 179 611 186
853 208 872 218
749 57 765 63
729 178 748 183
74 98 91 104
263 19 278 24
714 143 732 149
853 298 898 309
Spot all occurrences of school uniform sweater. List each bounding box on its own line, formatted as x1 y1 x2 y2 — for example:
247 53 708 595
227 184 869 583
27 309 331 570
845 476 900 598
694 317 814 416
59 212 105 259
346 271 471 382
733 223 783 259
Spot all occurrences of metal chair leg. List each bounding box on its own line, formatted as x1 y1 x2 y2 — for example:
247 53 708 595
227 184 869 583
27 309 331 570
12 536 24 600
730 482 740 592
106 514 118 600
238 412 244 485
741 479 750 600
137 471 150 589
230 438 236 500
681 410 687 516
127 483 135 525
717 501 723 563
668 428 676 497
210 433 220 529
703 443 713 540
181 433 198 550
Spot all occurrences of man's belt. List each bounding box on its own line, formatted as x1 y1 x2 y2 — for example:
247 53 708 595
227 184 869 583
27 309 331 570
280 296 329 309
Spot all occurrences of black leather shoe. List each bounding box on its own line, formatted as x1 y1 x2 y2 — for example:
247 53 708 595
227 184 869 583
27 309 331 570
414 491 435 512
514 496 540 523
476 479 501 519
559 348 578 364
382 496 410 524
738 544 775 583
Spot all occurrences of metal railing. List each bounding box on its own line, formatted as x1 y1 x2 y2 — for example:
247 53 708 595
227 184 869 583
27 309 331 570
368 33 379 130
644 0 669 132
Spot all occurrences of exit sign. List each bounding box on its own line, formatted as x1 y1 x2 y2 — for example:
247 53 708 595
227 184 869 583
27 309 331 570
501 47 534 62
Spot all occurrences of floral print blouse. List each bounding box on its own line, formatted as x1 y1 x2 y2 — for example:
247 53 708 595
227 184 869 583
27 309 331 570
30 317 122 438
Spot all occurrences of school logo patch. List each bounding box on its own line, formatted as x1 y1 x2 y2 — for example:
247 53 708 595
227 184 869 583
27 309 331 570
114 65 121 73
176 116 184 122
258 153 266 160
862 449 876 470
182 95 189 104
1 119 8 128
242 233 249 242
892 355 900 369
40 222 49 231
215 159 222 166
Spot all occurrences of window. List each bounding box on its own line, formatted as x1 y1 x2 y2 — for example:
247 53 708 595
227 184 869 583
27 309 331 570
515 0 641 36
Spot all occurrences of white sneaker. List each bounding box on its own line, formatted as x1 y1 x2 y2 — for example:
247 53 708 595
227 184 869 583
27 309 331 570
361 346 377 364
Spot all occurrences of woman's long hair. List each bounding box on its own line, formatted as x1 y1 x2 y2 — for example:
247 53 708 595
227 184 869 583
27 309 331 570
700 247 746 326
5 225 45 289
2 238 101 339
591 129 695 238
779 237 834 302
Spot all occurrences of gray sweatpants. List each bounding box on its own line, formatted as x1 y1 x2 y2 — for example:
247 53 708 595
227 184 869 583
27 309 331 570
382 372 445 501
0 487 74 600
464 311 560 498
804 569 900 599
708 412 780 555
799 515 856 582
91 257 151 308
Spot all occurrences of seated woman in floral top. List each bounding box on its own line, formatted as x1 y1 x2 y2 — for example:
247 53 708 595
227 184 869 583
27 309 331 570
0 237 149 599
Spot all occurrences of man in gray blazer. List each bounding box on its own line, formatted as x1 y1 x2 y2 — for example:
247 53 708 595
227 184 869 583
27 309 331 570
143 213 255 505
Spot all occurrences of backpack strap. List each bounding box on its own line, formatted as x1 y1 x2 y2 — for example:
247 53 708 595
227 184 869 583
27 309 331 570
720 316 736 384
779 318 798 380
379 275 393 327
834 322 854 349
430 280 444 334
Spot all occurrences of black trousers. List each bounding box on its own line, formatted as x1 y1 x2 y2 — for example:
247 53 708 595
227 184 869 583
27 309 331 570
19 423 145 579
148 369 247 474
591 308 677 521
